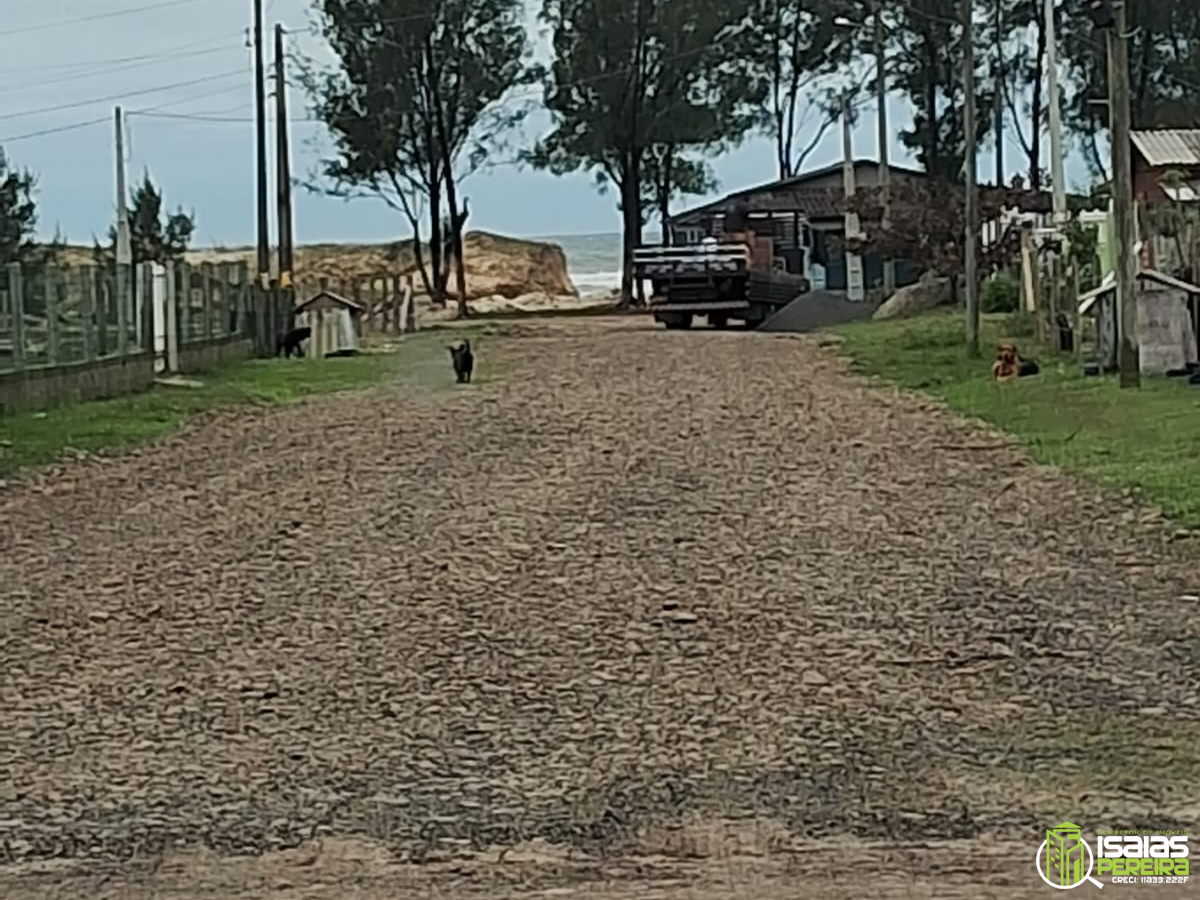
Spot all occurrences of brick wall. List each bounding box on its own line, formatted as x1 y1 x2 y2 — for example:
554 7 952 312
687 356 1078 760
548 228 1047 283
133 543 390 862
0 353 156 415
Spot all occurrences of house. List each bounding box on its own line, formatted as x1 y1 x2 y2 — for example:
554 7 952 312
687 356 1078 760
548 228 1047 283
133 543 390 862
295 289 366 357
1077 268 1200 373
1131 130 1200 275
669 160 930 292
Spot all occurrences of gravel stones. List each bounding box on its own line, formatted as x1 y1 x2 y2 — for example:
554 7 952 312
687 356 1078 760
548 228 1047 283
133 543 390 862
1 320 1198 880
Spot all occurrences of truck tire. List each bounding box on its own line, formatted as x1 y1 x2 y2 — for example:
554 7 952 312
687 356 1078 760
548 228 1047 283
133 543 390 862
709 313 729 329
661 312 693 329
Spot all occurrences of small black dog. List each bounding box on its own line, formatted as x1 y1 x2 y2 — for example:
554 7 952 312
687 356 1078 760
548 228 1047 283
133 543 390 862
277 326 312 358
448 339 474 383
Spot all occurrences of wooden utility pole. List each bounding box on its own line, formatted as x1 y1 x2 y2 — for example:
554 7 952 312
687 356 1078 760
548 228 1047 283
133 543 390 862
993 0 1004 186
873 0 894 297
841 92 864 302
1108 1 1138 386
252 0 271 352
274 23 295 331
962 0 979 356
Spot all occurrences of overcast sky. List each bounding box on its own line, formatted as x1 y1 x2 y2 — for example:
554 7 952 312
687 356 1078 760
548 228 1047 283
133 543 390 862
1 0 1095 247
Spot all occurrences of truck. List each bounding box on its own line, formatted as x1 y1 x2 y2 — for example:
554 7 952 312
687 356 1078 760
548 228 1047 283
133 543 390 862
633 214 814 329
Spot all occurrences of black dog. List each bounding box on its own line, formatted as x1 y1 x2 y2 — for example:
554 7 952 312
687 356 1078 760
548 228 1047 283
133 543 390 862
277 326 312 358
448 339 473 383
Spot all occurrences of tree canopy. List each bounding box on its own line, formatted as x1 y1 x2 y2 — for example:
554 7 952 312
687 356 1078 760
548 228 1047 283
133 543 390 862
0 147 39 267
304 0 535 314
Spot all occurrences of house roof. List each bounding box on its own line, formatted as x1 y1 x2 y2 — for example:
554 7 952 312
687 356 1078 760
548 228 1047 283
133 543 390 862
1131 130 1200 167
672 159 927 224
297 290 366 312
1077 268 1200 315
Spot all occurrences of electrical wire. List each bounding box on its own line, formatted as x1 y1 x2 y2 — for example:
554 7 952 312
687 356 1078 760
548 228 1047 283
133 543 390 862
0 0 209 38
0 70 246 124
0 44 242 92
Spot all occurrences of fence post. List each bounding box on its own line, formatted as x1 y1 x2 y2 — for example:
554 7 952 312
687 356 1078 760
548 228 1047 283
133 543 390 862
178 262 192 344
201 262 215 339
45 268 61 364
164 260 180 373
80 266 96 361
6 263 24 370
138 263 155 355
115 262 130 356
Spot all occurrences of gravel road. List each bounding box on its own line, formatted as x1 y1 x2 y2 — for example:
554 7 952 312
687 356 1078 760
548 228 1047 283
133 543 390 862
2 318 1198 898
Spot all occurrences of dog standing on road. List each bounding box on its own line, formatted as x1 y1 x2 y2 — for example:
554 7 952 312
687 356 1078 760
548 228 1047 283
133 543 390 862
448 339 474 384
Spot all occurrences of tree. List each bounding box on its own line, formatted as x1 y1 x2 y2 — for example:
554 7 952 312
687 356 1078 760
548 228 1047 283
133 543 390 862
0 147 39 267
1059 5 1200 178
748 0 856 180
532 0 761 304
888 0 996 179
95 172 194 269
845 179 1017 280
986 0 1044 188
305 0 535 317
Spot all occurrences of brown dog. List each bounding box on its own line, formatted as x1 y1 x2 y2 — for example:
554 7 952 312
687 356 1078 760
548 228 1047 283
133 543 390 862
992 342 1039 381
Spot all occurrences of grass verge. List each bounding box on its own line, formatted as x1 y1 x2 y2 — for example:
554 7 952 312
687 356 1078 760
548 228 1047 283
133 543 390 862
0 328 483 477
831 309 1200 526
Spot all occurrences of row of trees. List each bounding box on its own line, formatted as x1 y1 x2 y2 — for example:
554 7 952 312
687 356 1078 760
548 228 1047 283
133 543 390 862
305 0 1200 306
0 147 195 272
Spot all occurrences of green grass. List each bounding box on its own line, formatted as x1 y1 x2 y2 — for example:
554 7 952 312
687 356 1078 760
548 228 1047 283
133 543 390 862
831 309 1200 526
0 328 483 476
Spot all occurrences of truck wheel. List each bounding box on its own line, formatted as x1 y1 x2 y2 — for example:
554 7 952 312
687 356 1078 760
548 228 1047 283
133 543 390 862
709 313 729 329
662 312 693 329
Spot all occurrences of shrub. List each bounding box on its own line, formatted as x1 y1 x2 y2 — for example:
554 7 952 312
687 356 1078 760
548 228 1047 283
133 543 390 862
982 272 1021 313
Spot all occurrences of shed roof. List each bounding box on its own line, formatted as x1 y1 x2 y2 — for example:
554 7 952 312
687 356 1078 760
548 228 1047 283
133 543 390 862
296 290 366 313
1077 268 1200 315
1131 130 1200 167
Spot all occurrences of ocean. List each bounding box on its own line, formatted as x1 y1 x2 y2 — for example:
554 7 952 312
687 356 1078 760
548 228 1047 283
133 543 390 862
537 232 624 297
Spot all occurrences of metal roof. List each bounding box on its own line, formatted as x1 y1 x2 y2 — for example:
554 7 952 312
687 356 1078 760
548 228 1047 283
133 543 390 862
1130 130 1200 167
1077 268 1200 315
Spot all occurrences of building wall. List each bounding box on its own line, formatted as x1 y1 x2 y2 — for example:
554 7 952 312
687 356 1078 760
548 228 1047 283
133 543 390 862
178 335 254 373
0 353 156 415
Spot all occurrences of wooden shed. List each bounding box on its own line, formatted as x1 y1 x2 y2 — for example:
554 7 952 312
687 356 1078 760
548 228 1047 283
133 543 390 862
1077 268 1200 373
295 289 365 358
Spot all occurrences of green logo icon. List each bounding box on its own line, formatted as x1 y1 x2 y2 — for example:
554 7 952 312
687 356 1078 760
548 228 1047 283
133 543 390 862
1036 821 1103 889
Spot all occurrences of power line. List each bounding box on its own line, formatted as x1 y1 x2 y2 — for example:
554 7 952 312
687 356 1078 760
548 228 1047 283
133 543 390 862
0 30 244 74
0 45 241 92
0 117 110 143
0 70 245 123
0 0 208 38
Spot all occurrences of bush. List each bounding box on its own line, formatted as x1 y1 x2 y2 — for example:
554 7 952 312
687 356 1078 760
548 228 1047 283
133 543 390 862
982 272 1021 313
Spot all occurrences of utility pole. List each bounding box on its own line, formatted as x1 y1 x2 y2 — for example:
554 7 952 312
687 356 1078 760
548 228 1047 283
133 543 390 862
962 0 979 356
873 0 894 297
114 106 132 352
842 92 865 302
1108 1 1138 386
1045 0 1066 218
994 0 1004 186
274 22 295 330
252 0 271 351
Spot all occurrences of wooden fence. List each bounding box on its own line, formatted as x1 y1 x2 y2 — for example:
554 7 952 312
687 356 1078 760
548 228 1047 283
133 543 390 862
0 260 264 414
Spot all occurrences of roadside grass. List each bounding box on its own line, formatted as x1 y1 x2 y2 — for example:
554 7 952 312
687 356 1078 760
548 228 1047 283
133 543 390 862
831 309 1200 526
0 328 483 477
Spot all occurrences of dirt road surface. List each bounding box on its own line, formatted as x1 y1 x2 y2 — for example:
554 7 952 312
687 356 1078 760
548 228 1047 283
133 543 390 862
2 318 1198 898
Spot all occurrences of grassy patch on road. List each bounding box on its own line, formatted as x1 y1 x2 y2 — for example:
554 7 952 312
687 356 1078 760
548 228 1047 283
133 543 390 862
0 329 482 476
831 310 1200 525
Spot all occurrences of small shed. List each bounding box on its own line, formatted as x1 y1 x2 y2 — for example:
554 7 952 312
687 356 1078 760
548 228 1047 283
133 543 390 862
1077 268 1200 373
295 289 365 358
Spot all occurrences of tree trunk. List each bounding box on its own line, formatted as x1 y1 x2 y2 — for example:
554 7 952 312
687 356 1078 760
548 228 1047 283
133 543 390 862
1030 11 1045 190
658 145 674 246
619 159 638 308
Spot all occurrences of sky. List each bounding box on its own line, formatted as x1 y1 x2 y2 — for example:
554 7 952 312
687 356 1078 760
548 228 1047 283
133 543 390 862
0 0 1097 247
